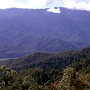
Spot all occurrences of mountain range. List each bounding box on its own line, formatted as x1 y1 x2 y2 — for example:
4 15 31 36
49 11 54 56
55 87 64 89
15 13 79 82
0 7 90 58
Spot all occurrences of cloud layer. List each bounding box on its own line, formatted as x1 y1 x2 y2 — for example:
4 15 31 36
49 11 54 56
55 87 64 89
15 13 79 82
0 0 55 9
64 0 90 11
27 0 54 8
0 0 90 11
0 0 25 9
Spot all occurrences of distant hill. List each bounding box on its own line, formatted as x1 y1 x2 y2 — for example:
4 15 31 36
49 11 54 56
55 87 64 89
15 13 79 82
0 47 90 70
0 37 77 58
0 8 90 58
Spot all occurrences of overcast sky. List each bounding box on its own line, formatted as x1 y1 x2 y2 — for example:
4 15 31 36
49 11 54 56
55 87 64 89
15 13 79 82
0 0 90 13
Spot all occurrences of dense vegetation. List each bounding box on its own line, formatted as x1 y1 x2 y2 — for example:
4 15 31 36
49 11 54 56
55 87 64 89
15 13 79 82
0 47 90 70
0 47 90 89
0 66 90 90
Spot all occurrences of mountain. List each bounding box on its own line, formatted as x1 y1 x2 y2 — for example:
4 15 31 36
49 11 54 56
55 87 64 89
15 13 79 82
0 46 90 70
0 37 77 58
0 8 90 58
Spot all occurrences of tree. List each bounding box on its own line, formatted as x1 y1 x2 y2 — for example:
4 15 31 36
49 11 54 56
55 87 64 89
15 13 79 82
0 65 17 90
57 67 77 90
57 67 90 90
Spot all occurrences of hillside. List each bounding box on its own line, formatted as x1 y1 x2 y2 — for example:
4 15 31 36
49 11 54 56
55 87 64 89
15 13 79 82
0 8 90 58
0 47 90 70
0 38 77 58
0 47 90 90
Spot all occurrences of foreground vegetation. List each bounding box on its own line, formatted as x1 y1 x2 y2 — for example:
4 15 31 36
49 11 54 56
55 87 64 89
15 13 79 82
0 47 90 90
0 66 90 90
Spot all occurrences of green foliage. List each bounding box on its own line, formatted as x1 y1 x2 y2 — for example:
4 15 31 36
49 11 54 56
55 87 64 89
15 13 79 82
57 67 77 90
52 67 90 90
0 66 90 90
11 68 62 90
21 76 41 90
0 65 17 90
0 47 90 89
72 54 90 74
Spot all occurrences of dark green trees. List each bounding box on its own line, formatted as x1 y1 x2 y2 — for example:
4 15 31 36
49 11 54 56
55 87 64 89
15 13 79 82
0 65 17 90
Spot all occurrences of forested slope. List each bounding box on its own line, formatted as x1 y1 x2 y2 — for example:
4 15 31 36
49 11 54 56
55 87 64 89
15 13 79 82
0 47 90 71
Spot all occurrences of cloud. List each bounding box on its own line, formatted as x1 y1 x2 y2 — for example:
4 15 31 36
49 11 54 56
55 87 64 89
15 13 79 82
46 7 61 13
63 0 90 11
0 0 55 9
0 0 14 9
0 0 26 9
27 0 54 8
0 0 90 12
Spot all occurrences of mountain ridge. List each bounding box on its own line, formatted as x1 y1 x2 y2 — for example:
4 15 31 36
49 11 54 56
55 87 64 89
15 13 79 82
0 46 90 70
0 7 90 58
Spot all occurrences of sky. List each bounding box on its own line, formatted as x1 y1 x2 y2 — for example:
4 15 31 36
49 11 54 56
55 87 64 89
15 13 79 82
0 0 90 13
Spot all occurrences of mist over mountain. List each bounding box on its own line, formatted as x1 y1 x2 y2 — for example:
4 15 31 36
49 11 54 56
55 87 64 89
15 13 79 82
0 7 90 58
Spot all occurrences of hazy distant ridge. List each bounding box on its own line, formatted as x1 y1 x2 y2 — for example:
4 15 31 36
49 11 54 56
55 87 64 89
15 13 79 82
0 8 90 58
